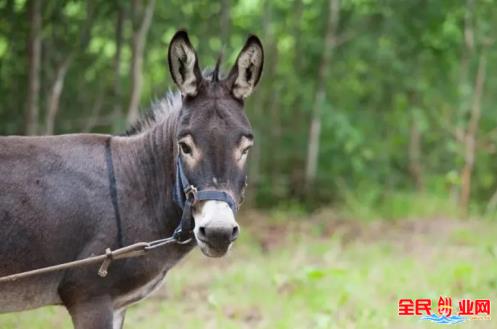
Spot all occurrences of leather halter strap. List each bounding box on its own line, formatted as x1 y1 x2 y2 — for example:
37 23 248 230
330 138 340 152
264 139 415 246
105 138 125 248
105 136 237 245
172 157 238 242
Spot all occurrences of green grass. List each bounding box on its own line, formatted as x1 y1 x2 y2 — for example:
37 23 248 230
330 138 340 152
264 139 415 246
1 211 497 328
340 189 462 221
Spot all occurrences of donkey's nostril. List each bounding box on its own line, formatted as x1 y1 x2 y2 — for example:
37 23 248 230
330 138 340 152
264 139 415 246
231 225 240 241
198 226 206 238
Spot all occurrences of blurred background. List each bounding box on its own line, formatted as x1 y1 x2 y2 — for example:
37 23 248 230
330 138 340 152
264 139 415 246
1 0 497 328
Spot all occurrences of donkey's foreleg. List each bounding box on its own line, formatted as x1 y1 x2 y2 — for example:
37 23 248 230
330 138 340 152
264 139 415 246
113 309 126 329
65 296 114 329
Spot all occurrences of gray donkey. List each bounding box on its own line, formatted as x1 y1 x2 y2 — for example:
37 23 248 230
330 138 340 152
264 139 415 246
0 30 263 329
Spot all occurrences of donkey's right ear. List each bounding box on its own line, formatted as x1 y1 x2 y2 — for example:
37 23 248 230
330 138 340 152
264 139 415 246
168 30 202 97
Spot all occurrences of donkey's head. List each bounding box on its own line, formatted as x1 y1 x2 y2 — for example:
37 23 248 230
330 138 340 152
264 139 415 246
168 31 263 257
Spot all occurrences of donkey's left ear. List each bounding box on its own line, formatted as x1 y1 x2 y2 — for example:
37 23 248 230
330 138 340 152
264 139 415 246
227 35 264 100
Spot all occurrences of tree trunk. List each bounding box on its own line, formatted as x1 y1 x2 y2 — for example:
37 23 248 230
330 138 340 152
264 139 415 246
126 0 156 124
246 0 272 206
25 0 42 135
112 6 125 126
459 51 487 215
44 57 71 135
84 88 105 133
43 2 95 135
452 0 475 207
408 90 424 192
287 0 306 197
459 0 475 89
485 186 497 217
220 0 230 46
304 0 340 189
0 0 15 72
408 114 423 191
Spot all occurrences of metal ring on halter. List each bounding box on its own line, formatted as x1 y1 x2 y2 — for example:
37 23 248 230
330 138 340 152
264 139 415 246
184 185 198 203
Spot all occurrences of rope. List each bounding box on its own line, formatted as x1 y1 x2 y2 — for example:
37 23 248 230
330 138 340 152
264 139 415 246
0 237 191 283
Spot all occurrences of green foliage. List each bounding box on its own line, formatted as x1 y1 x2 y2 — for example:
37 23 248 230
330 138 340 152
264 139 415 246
1 0 497 213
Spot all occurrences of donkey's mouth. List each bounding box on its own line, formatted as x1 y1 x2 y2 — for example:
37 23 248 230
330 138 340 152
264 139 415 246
196 237 232 257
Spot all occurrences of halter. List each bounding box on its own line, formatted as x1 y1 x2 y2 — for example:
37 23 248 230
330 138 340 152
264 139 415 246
172 157 238 242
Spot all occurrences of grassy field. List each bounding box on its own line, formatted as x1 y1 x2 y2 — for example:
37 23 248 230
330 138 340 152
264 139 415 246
1 210 496 328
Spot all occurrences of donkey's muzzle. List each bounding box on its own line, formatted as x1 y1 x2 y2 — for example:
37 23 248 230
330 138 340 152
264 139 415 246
193 200 239 257
197 223 240 245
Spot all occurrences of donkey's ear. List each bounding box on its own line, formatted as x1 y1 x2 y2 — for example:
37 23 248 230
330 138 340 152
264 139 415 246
227 35 264 100
168 30 202 97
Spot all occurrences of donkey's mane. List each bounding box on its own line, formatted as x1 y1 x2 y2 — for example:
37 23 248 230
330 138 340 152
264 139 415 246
125 66 224 136
125 90 182 136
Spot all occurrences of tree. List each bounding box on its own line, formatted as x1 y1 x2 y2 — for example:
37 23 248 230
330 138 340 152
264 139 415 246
112 4 125 119
44 2 96 135
126 0 156 124
304 0 340 189
458 0 490 215
460 49 488 214
25 0 42 135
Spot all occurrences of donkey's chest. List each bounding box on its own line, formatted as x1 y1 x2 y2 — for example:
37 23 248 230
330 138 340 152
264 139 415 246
111 243 195 310
113 270 168 310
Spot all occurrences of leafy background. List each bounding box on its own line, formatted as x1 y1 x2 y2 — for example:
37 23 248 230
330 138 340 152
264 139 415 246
1 0 497 328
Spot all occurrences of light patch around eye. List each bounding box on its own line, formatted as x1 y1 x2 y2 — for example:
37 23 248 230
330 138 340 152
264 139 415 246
235 136 254 167
178 135 200 165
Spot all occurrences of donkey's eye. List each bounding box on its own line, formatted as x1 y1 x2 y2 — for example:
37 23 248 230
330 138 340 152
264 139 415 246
242 147 251 155
179 142 192 155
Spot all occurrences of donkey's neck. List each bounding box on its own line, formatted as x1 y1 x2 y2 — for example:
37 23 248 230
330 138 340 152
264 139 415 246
111 118 180 241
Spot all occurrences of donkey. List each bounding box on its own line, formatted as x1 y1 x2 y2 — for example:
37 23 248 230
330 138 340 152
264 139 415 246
0 30 263 329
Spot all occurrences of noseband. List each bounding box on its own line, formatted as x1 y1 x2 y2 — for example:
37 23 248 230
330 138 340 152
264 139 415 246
172 157 238 242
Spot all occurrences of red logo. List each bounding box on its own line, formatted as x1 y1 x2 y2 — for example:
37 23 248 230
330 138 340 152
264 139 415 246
398 296 491 324
438 297 452 317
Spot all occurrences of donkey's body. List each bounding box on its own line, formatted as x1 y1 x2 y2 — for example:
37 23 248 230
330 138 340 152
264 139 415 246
0 31 263 328
0 101 194 314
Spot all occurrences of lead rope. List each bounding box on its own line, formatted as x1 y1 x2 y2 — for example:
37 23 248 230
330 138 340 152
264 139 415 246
0 236 192 283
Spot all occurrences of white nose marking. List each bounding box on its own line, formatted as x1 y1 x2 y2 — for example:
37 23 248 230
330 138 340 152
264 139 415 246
194 200 237 229
212 177 218 185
